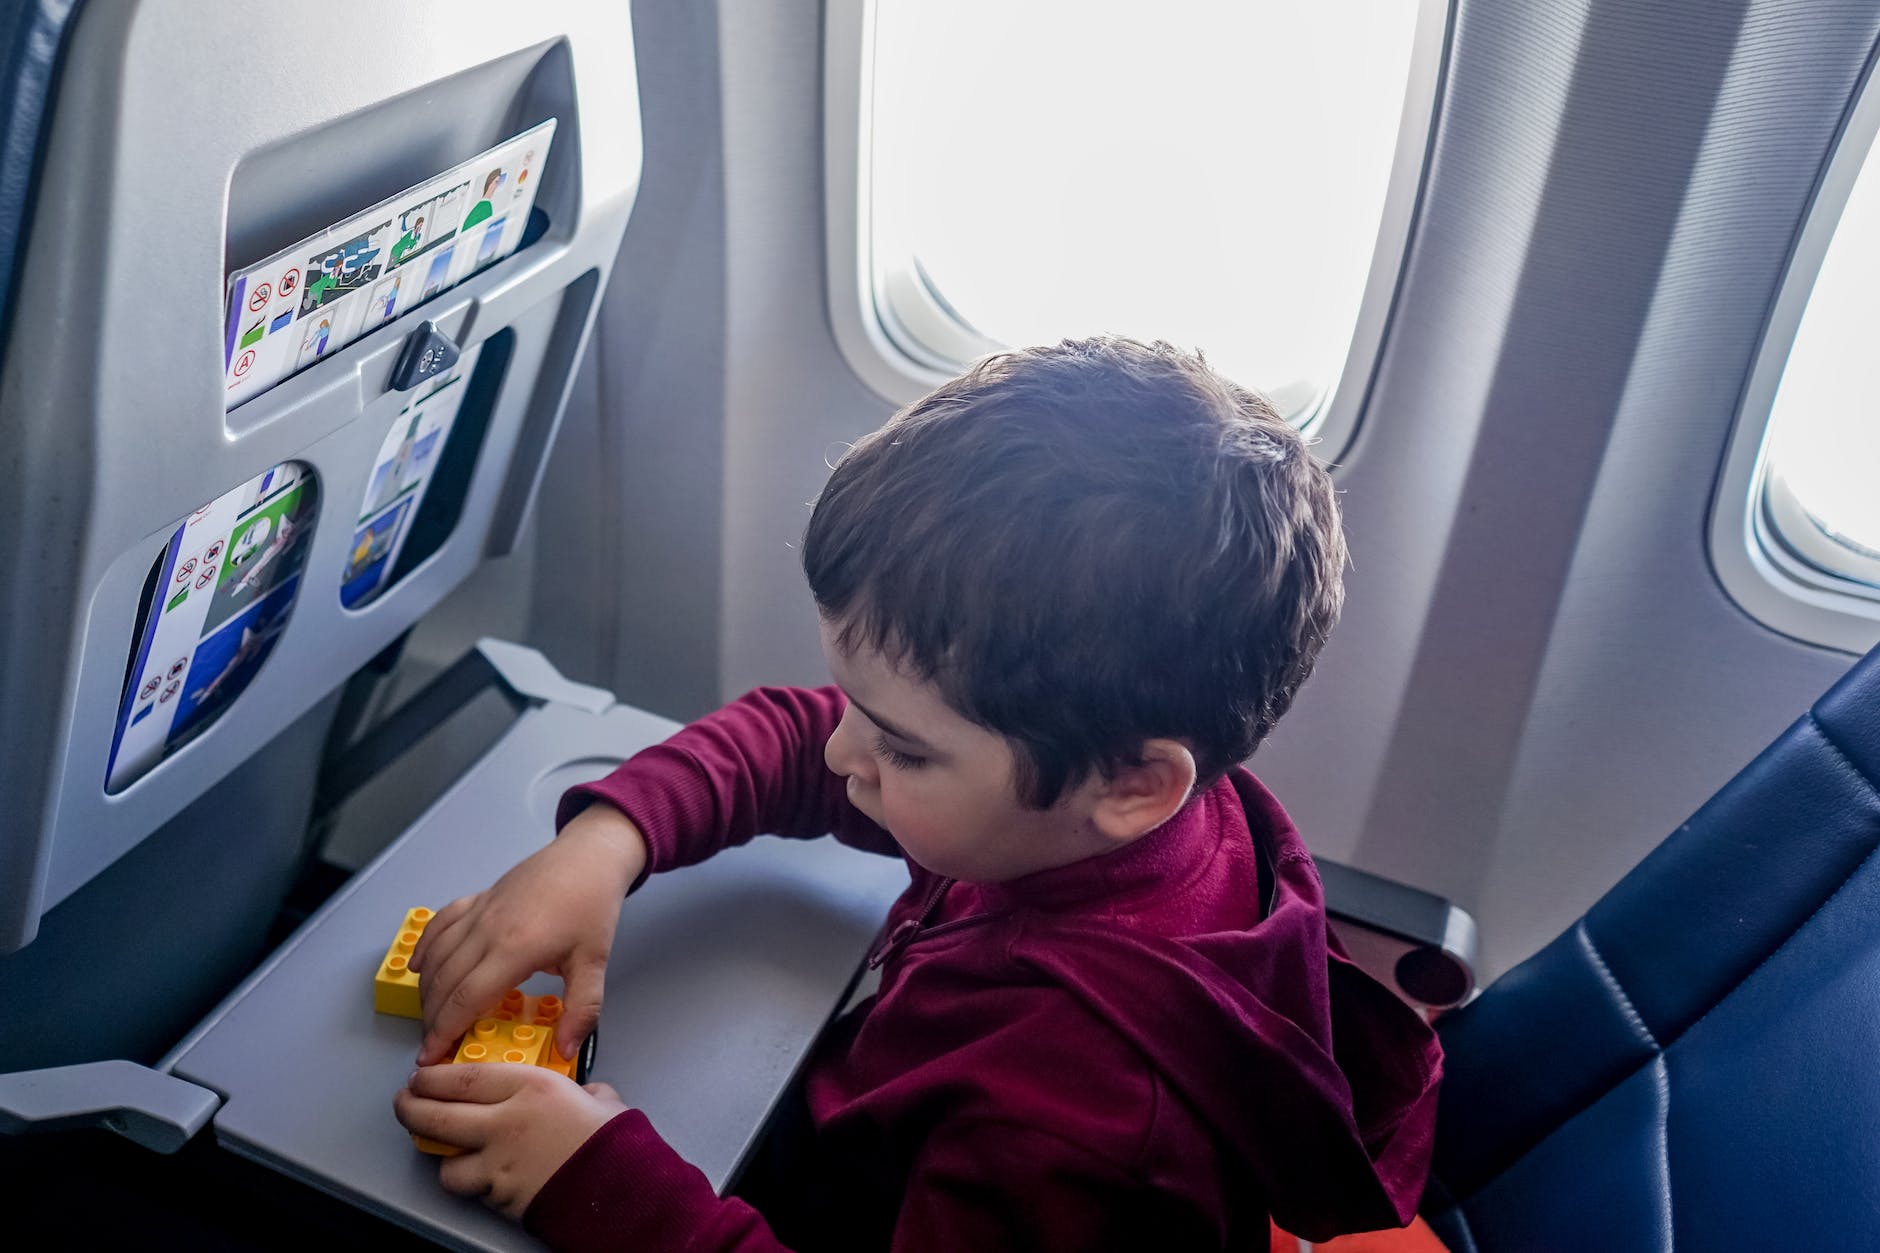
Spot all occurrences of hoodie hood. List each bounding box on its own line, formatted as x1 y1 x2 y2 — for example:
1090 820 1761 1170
1007 768 1443 1241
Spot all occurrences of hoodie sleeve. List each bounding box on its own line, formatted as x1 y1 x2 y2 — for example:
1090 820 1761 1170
524 1110 791 1253
554 686 900 879
523 1110 1218 1253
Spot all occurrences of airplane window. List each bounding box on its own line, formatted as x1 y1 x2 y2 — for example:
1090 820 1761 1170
864 0 1423 424
1761 131 1880 589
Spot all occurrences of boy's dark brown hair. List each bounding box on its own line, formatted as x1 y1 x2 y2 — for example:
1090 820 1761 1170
803 336 1346 808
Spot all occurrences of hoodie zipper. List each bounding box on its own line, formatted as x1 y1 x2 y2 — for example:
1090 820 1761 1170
868 875 957 969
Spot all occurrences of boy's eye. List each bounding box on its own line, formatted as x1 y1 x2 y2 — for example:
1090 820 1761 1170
873 732 928 771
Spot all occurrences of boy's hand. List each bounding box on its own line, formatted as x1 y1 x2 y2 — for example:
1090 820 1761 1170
394 1064 629 1220
410 804 649 1064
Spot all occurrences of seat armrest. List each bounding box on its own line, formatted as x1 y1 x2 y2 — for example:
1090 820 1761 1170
1317 858 1478 1009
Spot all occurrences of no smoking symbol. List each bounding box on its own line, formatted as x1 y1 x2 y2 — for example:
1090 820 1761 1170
175 556 198 585
248 283 272 312
196 564 218 591
161 680 181 704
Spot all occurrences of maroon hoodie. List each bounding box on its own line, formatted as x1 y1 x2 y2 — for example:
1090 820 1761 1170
527 687 1441 1251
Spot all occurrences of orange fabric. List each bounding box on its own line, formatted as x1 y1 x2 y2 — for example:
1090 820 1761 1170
1270 1217 1449 1253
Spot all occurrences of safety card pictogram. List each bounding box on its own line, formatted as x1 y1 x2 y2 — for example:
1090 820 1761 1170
340 348 482 609
221 119 555 409
108 463 320 790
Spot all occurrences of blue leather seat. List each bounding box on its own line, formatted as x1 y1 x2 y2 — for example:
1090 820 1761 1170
1424 642 1880 1249
0 1 82 363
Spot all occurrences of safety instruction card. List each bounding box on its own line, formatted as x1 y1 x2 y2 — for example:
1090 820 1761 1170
221 120 555 409
108 463 318 790
340 348 481 609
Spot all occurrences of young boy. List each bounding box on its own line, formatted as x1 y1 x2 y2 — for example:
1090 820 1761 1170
394 337 1442 1250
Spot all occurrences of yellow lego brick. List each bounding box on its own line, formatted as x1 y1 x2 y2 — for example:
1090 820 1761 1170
454 1015 550 1068
414 989 580 1156
374 907 434 1019
539 1044 578 1081
519 992 580 1078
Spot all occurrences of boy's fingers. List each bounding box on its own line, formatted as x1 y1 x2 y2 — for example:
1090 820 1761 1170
437 1150 491 1199
408 1060 536 1104
418 939 507 1062
409 895 474 974
419 971 485 1064
416 1033 456 1068
420 982 495 1066
583 1082 621 1102
418 971 476 1065
557 952 608 1059
393 1086 495 1150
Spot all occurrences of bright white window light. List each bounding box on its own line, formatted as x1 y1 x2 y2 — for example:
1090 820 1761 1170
1763 131 1880 585
867 0 1424 419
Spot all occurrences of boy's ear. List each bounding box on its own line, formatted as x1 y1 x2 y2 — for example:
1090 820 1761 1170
1089 739 1198 844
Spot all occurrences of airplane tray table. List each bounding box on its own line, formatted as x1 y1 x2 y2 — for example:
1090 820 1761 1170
164 697 911 1252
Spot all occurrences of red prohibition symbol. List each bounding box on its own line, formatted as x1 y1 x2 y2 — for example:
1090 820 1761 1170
248 282 272 312
140 676 161 700
175 556 198 585
205 539 225 562
161 679 181 704
196 565 218 591
278 268 301 299
167 657 188 680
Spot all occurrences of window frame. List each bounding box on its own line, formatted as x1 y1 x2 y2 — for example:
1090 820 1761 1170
1711 46 1880 657
822 0 1454 462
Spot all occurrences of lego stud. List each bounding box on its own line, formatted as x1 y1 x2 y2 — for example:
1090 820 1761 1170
504 1049 526 1063
463 1043 488 1061
387 956 408 974
411 908 433 923
397 930 420 952
474 1020 498 1039
514 1025 536 1043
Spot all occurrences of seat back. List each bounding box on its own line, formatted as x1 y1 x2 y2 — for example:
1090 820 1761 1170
1425 642 1880 1250
0 2 640 1073
0 3 640 952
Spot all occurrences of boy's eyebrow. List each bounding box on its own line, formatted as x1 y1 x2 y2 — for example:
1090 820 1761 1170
849 698 933 750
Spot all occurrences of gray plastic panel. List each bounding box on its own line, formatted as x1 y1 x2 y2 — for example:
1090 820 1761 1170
165 698 909 1253
0 1 643 950
0 1059 219 1154
476 636 614 713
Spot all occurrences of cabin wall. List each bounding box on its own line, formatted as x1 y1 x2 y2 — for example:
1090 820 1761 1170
1258 0 1869 978
536 0 1869 981
531 0 732 716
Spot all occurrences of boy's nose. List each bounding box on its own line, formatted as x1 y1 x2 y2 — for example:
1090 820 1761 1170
825 705 876 784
